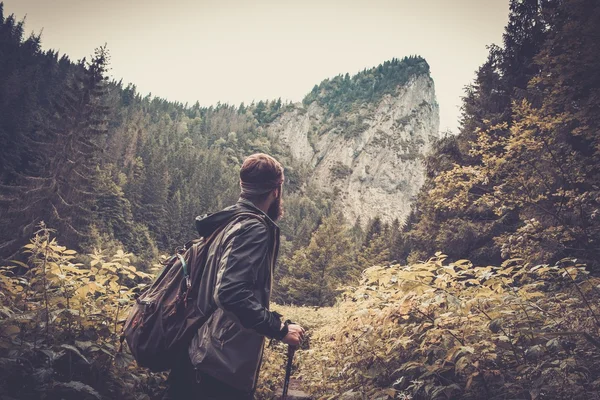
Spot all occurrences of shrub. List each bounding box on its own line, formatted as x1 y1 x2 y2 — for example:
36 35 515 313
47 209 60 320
330 162 353 181
0 224 161 399
294 254 600 399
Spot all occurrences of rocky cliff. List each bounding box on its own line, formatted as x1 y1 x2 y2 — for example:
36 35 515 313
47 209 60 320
267 61 439 225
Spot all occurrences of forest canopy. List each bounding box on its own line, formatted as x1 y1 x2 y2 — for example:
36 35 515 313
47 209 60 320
399 0 600 274
302 56 430 117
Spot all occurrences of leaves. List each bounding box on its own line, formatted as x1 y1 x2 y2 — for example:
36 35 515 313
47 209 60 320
60 344 90 364
0 232 157 399
114 351 134 369
52 381 102 400
489 319 502 333
267 256 600 400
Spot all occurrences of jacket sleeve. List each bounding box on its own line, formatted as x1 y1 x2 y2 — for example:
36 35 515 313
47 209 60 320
213 218 282 339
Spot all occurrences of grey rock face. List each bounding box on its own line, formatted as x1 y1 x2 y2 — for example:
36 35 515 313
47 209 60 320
268 74 440 225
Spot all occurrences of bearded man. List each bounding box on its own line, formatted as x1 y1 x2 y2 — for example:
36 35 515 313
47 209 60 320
164 153 305 400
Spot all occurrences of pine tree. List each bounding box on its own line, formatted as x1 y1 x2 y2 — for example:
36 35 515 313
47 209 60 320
0 6 54 184
279 212 357 306
357 232 391 270
363 216 382 247
0 46 111 259
403 0 552 266
139 145 169 247
486 0 600 267
349 217 365 251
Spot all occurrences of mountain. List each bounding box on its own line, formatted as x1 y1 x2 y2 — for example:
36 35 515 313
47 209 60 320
268 57 440 225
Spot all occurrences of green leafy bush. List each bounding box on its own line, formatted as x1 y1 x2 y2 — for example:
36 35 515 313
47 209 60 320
290 254 600 399
0 224 161 399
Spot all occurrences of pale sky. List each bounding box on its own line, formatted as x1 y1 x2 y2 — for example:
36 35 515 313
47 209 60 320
5 0 509 133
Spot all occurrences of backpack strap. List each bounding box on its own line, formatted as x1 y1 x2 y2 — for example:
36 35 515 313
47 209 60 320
176 254 190 289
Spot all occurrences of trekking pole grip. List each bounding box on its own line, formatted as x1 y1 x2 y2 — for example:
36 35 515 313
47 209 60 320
287 343 297 356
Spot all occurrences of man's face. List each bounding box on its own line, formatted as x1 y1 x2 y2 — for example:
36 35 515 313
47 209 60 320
267 185 284 221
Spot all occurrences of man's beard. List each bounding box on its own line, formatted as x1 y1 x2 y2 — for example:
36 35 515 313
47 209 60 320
267 193 284 221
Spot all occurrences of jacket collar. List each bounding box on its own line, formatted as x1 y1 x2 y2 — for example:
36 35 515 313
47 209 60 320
236 197 279 230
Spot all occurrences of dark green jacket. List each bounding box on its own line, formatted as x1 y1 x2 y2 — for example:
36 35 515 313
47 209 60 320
188 198 281 391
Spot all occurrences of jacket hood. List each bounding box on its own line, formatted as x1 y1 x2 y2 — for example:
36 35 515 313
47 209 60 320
195 198 278 237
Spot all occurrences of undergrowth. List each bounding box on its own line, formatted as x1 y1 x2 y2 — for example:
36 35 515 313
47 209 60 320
2 227 600 399
284 254 600 399
0 224 162 400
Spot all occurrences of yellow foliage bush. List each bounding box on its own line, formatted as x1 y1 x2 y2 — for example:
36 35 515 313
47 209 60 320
4 226 600 400
0 224 161 399
268 254 600 399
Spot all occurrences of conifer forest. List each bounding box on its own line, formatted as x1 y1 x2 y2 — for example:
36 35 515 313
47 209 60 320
1 0 600 398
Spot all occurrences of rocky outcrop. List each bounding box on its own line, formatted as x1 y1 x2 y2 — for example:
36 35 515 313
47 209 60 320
268 74 440 225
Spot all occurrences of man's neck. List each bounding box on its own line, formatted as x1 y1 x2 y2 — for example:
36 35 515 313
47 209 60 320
241 197 270 215
253 200 270 215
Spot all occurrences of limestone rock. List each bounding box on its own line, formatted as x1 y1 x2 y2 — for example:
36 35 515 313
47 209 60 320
268 74 440 225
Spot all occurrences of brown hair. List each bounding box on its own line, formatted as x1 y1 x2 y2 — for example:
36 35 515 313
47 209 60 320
239 153 284 202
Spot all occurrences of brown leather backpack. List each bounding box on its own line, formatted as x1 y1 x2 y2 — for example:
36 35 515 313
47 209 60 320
120 212 266 372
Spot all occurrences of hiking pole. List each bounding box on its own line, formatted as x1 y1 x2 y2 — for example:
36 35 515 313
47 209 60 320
281 344 297 400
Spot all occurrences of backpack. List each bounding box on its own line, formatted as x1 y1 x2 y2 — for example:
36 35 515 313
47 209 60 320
120 212 267 372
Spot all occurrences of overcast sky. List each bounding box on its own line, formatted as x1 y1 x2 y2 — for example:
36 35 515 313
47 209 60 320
5 0 509 133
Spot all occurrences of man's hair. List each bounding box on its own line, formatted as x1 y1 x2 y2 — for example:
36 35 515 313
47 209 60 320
239 153 284 202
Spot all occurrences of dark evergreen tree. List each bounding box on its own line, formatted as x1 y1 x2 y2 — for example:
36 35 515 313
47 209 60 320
0 46 110 258
276 212 357 306
404 0 553 266
363 216 382 247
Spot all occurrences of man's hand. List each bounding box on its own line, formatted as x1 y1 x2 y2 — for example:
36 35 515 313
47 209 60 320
282 324 305 346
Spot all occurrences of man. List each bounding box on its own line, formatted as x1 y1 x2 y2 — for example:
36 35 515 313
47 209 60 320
164 153 305 400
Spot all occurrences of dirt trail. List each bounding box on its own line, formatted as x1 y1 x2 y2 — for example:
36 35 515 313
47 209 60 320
276 377 311 399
